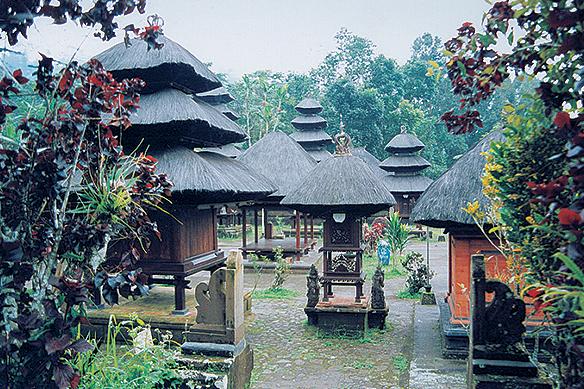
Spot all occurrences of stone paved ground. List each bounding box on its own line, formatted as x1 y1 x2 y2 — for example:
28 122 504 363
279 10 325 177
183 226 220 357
244 239 449 389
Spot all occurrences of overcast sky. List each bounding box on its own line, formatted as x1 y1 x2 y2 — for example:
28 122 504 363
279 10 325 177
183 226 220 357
9 0 490 81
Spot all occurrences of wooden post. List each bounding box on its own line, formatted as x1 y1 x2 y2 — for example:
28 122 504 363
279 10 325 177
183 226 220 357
254 209 259 244
263 207 270 239
173 275 188 315
212 206 218 251
303 213 308 246
242 208 247 249
471 254 486 347
310 215 314 241
295 211 301 261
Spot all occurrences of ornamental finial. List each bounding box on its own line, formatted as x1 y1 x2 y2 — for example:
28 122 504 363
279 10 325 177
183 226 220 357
334 114 352 156
400 125 407 133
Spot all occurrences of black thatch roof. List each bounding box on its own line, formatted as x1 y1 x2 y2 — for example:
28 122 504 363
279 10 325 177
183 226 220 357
291 115 327 130
381 174 433 194
410 131 503 228
352 147 386 177
295 97 323 114
281 154 396 216
237 131 317 198
385 132 425 153
201 143 242 158
305 148 332 163
215 103 240 121
379 154 431 173
289 129 333 145
94 36 220 94
196 87 234 105
124 88 246 147
150 145 274 204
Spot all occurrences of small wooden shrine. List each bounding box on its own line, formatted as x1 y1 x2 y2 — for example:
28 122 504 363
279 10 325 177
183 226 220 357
95 36 274 314
238 131 317 259
410 131 546 357
380 127 433 218
290 97 333 162
282 124 396 332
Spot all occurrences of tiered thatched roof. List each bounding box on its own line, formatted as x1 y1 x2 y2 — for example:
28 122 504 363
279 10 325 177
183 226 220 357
380 128 432 195
238 131 317 198
290 96 332 163
124 88 246 147
150 146 274 204
93 36 220 94
410 131 503 228
282 130 395 217
196 86 234 105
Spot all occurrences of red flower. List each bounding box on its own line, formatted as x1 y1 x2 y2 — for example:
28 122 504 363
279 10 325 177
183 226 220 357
553 111 571 129
558 208 581 226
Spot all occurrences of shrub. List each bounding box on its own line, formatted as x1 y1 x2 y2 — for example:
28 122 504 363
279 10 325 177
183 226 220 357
270 246 290 289
385 212 410 268
401 251 433 295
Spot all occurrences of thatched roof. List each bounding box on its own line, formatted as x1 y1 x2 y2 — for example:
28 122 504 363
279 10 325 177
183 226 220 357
295 97 323 114
410 131 503 228
381 174 433 194
201 143 242 158
289 129 332 145
353 147 386 177
94 36 220 94
281 154 396 216
124 88 246 147
385 132 425 153
291 115 327 130
150 145 274 204
237 131 316 198
379 154 431 173
306 148 332 163
196 87 234 105
215 103 240 121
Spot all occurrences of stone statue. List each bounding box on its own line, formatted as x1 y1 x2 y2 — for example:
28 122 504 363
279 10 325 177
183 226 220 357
371 266 385 310
334 116 352 156
306 264 320 307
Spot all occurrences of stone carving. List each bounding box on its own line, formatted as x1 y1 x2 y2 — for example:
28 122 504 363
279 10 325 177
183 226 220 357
195 268 227 325
334 117 352 156
306 264 320 308
371 266 385 309
330 253 356 273
483 280 527 354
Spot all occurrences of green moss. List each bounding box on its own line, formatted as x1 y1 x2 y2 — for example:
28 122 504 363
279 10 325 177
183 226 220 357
396 290 421 299
392 354 409 373
251 288 300 300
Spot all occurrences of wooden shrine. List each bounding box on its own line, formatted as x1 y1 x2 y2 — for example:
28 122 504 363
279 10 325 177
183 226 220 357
94 37 274 314
411 131 548 357
282 124 396 333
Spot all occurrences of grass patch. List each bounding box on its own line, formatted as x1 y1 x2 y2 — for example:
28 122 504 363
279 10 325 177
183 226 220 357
351 360 375 369
392 354 409 373
362 254 407 279
396 290 421 299
252 288 300 300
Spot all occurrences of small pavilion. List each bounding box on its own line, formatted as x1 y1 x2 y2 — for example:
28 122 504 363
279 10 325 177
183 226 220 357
410 131 544 356
290 97 333 162
380 127 433 218
282 124 395 332
238 131 318 259
95 36 275 314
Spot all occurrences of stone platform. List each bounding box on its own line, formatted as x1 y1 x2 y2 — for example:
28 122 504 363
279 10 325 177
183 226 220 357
304 296 388 334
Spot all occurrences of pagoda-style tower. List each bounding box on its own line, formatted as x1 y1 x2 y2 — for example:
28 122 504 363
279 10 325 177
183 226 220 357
380 126 432 218
94 36 274 314
290 97 332 162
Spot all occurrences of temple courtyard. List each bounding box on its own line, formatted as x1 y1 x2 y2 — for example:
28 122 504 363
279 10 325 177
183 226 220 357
240 239 465 389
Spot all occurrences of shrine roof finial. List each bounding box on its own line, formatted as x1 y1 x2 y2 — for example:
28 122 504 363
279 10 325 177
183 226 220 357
334 114 352 156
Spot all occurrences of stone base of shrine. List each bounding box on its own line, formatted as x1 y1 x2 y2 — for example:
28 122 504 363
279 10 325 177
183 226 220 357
304 296 387 334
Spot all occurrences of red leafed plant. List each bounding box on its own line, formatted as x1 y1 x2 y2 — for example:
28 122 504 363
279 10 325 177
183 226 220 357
0 3 174 388
441 1 583 386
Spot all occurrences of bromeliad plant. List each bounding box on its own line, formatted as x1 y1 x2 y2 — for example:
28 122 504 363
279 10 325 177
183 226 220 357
441 1 583 386
0 4 172 388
